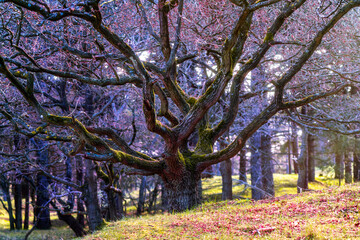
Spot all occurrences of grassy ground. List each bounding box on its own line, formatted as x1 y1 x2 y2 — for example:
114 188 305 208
201 174 341 202
0 174 353 239
0 227 75 240
0 211 75 240
82 182 360 240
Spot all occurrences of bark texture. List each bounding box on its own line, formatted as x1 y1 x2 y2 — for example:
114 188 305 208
335 150 344 180
354 151 360 182
163 172 201 212
261 132 274 197
344 152 352 184
75 156 85 227
220 159 233 200
34 141 51 230
307 134 316 182
239 149 247 182
250 131 263 200
291 121 299 174
84 159 104 231
297 129 308 193
136 176 147 216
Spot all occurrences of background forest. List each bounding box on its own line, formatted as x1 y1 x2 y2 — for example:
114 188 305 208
1 0 360 238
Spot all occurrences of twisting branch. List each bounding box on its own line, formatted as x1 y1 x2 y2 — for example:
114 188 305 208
190 0 360 170
0 55 164 173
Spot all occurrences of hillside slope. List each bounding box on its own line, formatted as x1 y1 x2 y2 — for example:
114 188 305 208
83 183 360 240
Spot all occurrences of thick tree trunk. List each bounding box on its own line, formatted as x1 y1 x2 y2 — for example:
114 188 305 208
261 132 274 197
163 172 201 212
136 176 147 216
84 159 104 232
220 159 233 200
239 149 247 182
14 183 22 230
291 121 299 174
34 141 51 229
354 151 360 182
307 134 316 182
344 152 352 184
250 131 263 200
297 129 308 193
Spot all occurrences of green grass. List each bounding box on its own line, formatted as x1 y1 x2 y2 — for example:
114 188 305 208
0 208 75 240
0 227 75 240
202 174 337 202
82 182 360 239
0 174 356 239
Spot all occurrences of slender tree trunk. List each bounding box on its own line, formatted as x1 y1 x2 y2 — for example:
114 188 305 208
24 182 30 230
31 188 35 224
261 132 274 197
14 183 22 230
239 149 247 182
297 129 308 193
335 150 344 180
354 151 360 182
344 152 352 184
75 156 85 227
0 176 15 230
291 121 299 174
65 156 74 211
250 131 263 200
6 187 15 230
218 103 232 199
287 137 292 174
148 181 159 213
307 134 316 182
220 159 233 200
136 176 147 216
13 134 22 230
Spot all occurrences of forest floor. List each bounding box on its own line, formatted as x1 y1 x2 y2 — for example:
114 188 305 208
83 182 360 240
0 174 357 239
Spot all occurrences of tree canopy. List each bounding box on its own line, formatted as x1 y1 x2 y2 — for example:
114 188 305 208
1 0 360 213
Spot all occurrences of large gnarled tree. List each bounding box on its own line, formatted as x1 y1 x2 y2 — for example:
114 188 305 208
0 0 359 211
